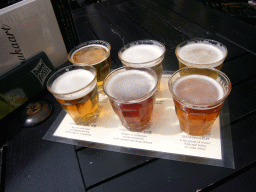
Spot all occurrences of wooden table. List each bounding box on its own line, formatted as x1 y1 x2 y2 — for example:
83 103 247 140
2 0 256 191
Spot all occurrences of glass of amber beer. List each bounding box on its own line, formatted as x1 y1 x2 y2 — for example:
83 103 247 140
47 65 99 125
68 40 111 91
175 39 228 70
103 67 158 131
118 40 166 90
168 67 231 136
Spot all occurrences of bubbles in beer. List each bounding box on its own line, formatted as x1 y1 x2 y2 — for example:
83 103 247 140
120 44 164 64
173 75 224 104
51 69 95 100
177 43 224 64
106 70 156 100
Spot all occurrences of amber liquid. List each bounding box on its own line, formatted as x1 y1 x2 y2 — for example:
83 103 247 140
179 62 223 70
110 95 155 131
56 87 99 125
174 100 223 135
72 46 111 90
173 75 224 135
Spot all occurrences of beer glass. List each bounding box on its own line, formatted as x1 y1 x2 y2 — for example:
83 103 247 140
103 67 158 131
168 67 231 136
175 38 228 70
68 40 111 91
118 40 166 90
47 65 99 125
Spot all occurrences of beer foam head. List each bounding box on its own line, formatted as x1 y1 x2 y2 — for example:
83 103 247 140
51 69 96 100
177 42 226 66
105 70 157 101
173 75 224 104
120 44 164 67
71 45 108 64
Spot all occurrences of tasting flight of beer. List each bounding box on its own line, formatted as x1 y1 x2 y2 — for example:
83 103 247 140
47 39 231 136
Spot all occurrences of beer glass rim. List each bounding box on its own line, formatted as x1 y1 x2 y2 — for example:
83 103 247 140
175 38 228 68
47 64 97 97
168 67 232 108
118 39 166 66
103 67 158 103
68 40 111 66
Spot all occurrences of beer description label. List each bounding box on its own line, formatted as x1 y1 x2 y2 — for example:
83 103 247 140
53 75 222 160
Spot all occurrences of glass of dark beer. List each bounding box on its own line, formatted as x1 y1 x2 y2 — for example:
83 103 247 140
168 67 231 136
103 67 158 131
68 40 111 91
175 38 228 70
47 64 99 125
118 40 166 90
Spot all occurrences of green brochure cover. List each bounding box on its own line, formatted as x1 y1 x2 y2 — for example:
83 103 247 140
0 52 56 119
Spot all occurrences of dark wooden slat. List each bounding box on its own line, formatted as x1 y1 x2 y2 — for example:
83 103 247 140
101 6 179 71
95 0 132 8
73 2 180 71
72 0 133 18
72 16 97 43
228 77 256 123
5 141 85 192
77 147 153 188
4 94 85 192
100 6 154 42
115 2 183 70
222 53 256 86
0 146 3 190
116 1 247 71
137 0 213 38
231 113 256 169
210 166 256 192
88 158 234 192
162 48 179 71
208 34 247 62
153 0 256 55
118 1 188 49
99 6 162 70
201 113 256 191
136 0 247 62
73 6 125 68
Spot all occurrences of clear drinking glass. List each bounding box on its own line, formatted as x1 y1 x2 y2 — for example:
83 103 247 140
118 40 166 90
175 38 228 70
68 40 111 91
103 67 158 131
168 67 231 136
47 64 99 125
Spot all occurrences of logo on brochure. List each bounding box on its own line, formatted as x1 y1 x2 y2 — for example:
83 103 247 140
31 59 52 86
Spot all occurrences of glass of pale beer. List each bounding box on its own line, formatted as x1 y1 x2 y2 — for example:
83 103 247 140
47 65 99 125
175 39 228 70
68 40 111 91
168 67 231 136
118 40 166 90
103 67 158 131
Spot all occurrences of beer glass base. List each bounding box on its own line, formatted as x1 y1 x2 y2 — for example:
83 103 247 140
123 121 151 132
180 125 211 136
73 111 99 125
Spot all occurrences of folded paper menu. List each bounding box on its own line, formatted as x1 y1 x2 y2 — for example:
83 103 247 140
51 74 222 160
